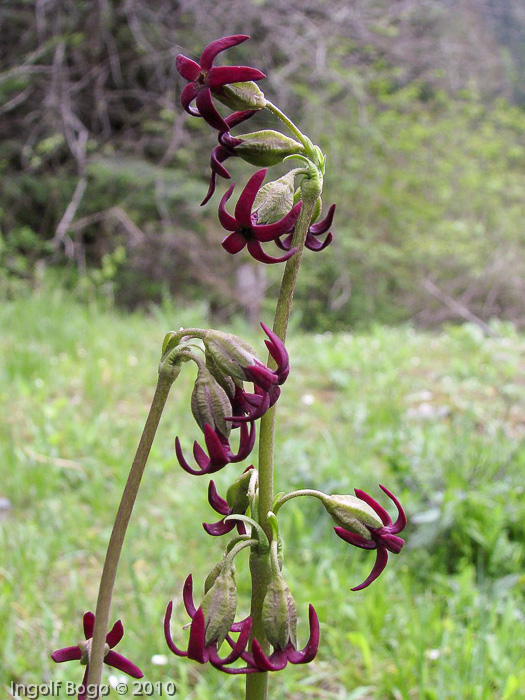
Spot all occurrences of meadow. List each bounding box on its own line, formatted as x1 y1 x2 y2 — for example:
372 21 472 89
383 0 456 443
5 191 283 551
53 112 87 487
1 286 524 700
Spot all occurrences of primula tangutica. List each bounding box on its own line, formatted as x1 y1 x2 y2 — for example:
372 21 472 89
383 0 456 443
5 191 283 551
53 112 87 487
51 34 407 700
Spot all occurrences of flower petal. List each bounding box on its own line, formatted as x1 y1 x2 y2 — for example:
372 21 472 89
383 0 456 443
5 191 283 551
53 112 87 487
51 645 82 663
183 574 197 618
175 55 201 82
218 185 239 231
247 239 296 265
106 619 124 648
379 484 407 534
234 169 267 227
208 66 266 88
199 35 250 71
203 518 236 536
164 601 188 658
333 527 377 549
309 203 336 234
105 650 144 678
354 488 392 527
83 611 95 640
351 546 389 592
180 83 199 116
253 201 302 242
222 231 247 254
305 231 333 251
207 480 230 515
187 608 208 663
195 88 229 131
288 605 319 664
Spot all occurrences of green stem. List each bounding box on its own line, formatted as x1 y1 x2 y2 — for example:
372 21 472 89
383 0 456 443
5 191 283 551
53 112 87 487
86 371 175 690
265 101 311 151
245 176 322 700
273 489 326 514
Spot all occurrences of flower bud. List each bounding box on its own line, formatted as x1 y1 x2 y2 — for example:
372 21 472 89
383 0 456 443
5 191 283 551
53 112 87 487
204 330 260 383
253 171 296 224
200 561 237 647
226 468 252 514
191 366 232 438
321 494 384 540
233 131 305 168
214 81 267 111
205 351 238 401
262 574 298 651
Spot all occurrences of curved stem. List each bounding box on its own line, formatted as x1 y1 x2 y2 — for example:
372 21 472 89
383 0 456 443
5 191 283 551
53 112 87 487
273 489 326 514
86 372 174 689
265 100 310 150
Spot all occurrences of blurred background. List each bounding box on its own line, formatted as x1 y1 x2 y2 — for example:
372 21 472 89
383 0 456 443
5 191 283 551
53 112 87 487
1 2 525 699
1 0 524 329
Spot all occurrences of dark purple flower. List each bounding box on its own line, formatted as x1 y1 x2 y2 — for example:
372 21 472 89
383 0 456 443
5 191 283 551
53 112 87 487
52 612 143 699
237 604 319 672
219 169 302 264
277 203 336 253
164 575 255 674
203 478 249 536
334 485 407 591
175 420 255 476
202 111 256 206
176 35 265 131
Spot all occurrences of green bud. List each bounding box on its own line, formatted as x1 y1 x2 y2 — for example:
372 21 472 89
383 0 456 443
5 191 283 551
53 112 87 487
201 562 237 647
226 469 252 514
253 170 296 224
214 81 267 111
205 351 239 400
262 574 298 650
235 130 305 168
190 366 232 438
321 494 382 540
203 330 259 383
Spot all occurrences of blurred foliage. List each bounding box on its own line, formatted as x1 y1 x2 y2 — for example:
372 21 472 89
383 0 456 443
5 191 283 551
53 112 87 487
0 0 524 327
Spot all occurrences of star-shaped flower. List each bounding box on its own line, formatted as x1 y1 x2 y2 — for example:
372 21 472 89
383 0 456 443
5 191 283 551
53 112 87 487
333 485 407 591
175 420 255 476
219 169 302 264
176 35 265 131
52 612 143 699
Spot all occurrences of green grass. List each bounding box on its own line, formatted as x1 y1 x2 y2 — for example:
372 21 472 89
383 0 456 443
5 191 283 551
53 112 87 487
1 287 524 699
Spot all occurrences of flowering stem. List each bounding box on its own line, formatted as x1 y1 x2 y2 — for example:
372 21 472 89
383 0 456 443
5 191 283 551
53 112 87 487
273 489 326 513
245 175 322 700
86 369 175 690
265 100 311 152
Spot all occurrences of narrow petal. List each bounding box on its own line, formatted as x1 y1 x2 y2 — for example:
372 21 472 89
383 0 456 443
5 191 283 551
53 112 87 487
203 518 236 536
234 169 267 227
261 323 289 380
175 55 201 81
180 83 199 116
351 546 389 592
200 35 250 71
164 601 188 658
187 608 208 663
253 202 303 242
203 424 228 467
309 203 336 234
79 667 89 700
195 89 229 131
218 185 239 231
83 611 95 640
106 620 124 648
333 527 377 549
224 109 257 130
208 480 230 515
51 646 82 663
379 484 407 534
105 650 143 679
305 231 333 251
231 420 256 462
247 239 296 265
354 488 391 527
208 66 266 88
288 605 319 664
175 437 206 475
222 231 247 254
244 362 277 392
251 639 287 671
210 617 252 666
183 575 197 618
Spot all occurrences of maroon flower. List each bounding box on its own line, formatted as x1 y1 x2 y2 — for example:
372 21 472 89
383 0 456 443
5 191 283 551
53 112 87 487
175 420 255 476
219 169 302 264
164 575 255 674
202 110 256 206
52 612 143 699
334 485 407 591
238 605 319 672
277 203 336 253
176 35 265 131
203 478 249 536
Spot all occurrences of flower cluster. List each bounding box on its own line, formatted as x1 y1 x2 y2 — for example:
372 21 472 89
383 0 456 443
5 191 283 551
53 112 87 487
174 322 289 475
176 35 336 264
